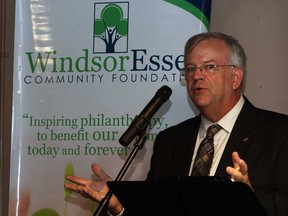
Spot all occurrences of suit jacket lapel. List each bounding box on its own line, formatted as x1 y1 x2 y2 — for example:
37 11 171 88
215 97 256 175
173 115 201 176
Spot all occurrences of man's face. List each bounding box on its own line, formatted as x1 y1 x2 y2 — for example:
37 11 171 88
185 38 242 113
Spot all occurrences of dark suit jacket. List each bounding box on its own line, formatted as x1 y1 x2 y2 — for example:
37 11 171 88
146 97 288 216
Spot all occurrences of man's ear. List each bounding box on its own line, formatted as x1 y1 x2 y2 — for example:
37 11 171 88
232 67 244 90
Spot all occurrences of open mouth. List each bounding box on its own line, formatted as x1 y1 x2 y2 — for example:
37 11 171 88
194 87 208 94
195 87 204 91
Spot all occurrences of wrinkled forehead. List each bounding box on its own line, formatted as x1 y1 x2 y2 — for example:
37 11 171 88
185 38 230 64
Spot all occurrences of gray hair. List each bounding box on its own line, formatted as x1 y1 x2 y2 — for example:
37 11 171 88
184 32 247 89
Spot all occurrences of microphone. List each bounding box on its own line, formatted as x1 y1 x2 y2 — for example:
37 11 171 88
119 85 172 147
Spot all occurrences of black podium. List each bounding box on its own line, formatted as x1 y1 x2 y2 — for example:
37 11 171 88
107 176 269 216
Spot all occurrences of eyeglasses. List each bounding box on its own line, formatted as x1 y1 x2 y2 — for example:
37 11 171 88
179 64 236 78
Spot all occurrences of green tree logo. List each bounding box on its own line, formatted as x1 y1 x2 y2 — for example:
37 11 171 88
93 2 129 54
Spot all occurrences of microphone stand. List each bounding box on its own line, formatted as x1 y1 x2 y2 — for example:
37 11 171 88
93 130 148 216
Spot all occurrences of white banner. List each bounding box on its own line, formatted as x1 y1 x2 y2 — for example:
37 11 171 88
9 0 211 215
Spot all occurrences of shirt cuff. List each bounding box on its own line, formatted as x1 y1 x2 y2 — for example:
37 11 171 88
107 207 125 216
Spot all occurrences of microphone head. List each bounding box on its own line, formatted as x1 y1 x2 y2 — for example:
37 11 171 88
156 85 172 102
118 85 172 147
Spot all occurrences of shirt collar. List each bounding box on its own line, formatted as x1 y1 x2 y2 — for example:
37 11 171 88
200 95 245 137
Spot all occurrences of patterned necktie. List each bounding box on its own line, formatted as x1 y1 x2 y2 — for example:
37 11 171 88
191 124 222 176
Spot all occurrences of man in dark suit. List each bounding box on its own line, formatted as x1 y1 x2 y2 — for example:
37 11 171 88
147 97 288 216
65 32 288 216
